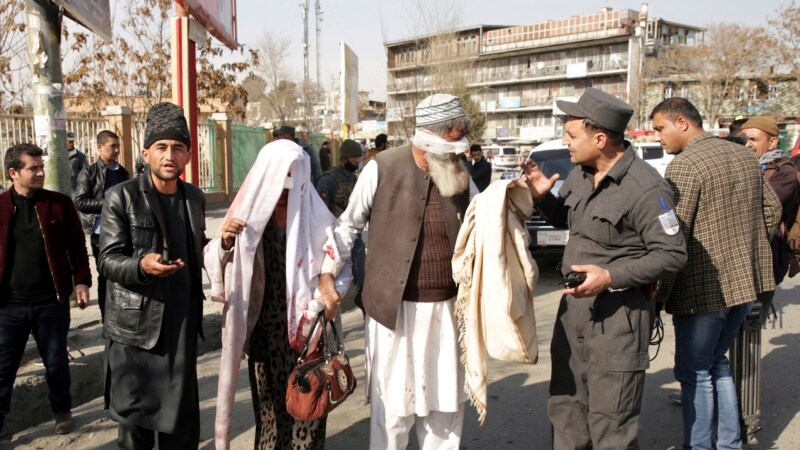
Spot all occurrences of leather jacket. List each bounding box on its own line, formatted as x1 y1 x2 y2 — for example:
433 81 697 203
98 172 207 349
73 159 130 234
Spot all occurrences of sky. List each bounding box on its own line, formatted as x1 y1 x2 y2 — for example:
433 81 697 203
230 0 785 101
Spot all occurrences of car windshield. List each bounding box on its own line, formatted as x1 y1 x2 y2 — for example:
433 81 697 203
530 149 574 179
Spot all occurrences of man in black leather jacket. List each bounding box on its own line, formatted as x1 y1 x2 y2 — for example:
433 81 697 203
98 103 207 449
73 130 129 319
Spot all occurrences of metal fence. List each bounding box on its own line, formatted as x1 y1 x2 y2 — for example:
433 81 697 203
1 114 109 187
0 114 220 191
231 124 267 190
197 120 216 192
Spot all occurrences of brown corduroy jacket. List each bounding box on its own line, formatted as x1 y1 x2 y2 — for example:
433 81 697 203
657 133 782 315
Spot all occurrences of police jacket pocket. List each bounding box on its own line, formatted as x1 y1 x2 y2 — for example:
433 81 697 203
590 352 649 413
587 207 625 245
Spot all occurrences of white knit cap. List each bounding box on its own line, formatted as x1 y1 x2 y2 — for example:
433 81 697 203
415 94 466 127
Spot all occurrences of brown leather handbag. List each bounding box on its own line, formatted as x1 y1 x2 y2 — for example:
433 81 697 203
286 313 357 421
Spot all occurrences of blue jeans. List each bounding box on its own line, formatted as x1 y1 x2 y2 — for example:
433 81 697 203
673 302 753 450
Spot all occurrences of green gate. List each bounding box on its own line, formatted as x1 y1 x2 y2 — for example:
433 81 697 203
232 124 268 190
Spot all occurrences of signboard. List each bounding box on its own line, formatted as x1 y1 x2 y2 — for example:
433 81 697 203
386 107 404 123
566 62 588 79
53 0 112 41
176 0 238 49
340 43 359 127
499 96 521 109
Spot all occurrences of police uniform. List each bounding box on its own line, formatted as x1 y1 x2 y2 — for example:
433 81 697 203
537 89 687 449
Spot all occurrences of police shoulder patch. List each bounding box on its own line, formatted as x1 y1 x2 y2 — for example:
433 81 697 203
658 209 680 236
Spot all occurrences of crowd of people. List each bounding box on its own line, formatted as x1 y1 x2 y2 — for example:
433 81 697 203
0 84 796 450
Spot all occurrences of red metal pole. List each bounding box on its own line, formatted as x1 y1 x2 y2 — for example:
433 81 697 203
172 2 199 184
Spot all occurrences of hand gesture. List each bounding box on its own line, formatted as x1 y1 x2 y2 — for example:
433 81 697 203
140 253 185 277
221 218 247 250
519 159 559 201
562 264 612 298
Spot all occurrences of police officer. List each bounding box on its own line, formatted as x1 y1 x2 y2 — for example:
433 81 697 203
520 88 687 449
317 139 366 312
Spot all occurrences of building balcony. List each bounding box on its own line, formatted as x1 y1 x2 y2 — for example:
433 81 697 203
387 64 628 96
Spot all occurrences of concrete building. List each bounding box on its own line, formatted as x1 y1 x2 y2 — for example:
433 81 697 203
385 3 702 145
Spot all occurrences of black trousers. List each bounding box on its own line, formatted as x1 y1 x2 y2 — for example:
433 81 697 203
117 421 199 450
0 300 71 423
548 289 652 450
90 234 107 320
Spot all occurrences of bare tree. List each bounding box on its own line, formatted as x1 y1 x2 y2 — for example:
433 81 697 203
386 0 486 141
0 0 29 111
257 31 296 123
62 0 256 119
646 23 778 124
771 1 800 81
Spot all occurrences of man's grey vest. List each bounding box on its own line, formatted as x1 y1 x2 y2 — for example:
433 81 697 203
362 145 470 329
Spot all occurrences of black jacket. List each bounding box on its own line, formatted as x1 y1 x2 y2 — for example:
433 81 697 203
98 172 207 349
73 160 130 234
468 158 492 192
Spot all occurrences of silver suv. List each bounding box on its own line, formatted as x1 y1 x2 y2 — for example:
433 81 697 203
525 140 574 258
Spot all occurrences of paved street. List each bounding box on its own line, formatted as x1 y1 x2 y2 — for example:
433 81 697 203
3 206 800 449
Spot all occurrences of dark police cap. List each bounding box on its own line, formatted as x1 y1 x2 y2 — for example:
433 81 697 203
556 88 633 134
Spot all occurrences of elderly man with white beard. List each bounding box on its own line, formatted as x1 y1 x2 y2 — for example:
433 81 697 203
317 94 478 449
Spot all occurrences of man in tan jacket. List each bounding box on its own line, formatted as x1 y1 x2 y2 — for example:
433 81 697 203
651 97 781 450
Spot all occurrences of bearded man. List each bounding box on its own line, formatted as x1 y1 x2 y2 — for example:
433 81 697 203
317 94 478 449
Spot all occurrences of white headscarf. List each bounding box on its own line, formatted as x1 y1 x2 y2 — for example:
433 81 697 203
411 127 470 155
205 139 349 449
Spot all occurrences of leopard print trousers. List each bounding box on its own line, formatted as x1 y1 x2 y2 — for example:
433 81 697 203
247 222 326 450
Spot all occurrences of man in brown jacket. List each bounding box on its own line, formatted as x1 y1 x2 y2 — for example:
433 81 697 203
317 94 478 449
741 116 799 289
651 98 781 450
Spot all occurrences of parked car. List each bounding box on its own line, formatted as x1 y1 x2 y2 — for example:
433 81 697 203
484 146 520 170
525 140 574 258
635 142 673 177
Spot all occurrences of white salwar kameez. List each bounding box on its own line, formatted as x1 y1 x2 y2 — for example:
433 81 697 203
366 299 465 450
321 158 477 449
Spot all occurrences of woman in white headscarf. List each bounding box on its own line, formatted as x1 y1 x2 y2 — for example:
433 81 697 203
204 139 351 450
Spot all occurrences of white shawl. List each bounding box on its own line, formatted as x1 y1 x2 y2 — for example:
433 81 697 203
452 180 539 425
203 140 350 449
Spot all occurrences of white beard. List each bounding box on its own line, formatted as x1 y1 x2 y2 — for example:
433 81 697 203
426 152 470 197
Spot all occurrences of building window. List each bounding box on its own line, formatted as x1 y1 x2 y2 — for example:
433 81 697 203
769 84 779 100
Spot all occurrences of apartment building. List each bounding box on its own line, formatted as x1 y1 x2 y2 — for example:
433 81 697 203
385 4 702 144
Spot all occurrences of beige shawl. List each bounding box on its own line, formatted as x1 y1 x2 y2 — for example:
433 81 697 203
452 180 539 424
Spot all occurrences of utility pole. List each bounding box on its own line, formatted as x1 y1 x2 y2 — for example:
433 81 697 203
300 0 310 83
25 0 68 194
315 0 323 86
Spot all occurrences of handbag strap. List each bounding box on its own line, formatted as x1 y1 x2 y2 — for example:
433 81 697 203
295 310 348 364
296 311 326 364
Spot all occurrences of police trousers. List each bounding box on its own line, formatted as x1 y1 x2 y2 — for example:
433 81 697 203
548 289 652 450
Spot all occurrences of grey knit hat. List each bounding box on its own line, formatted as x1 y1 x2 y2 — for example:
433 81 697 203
415 94 466 127
143 102 191 149
339 139 361 159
